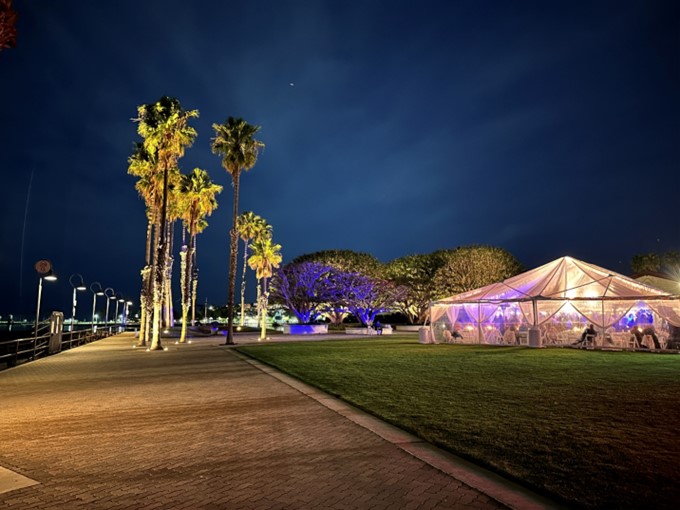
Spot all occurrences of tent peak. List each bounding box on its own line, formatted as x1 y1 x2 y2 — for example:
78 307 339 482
434 255 673 304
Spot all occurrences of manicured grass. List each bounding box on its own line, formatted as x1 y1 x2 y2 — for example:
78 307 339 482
236 337 680 509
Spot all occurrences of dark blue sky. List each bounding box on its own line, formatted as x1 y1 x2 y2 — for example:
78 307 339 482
1 0 679 318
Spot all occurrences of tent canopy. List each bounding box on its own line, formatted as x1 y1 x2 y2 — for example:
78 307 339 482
435 256 673 304
430 256 680 345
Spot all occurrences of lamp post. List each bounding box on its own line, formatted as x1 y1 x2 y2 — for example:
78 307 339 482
104 287 115 326
114 293 123 330
35 268 57 340
123 300 133 327
68 274 86 332
90 282 103 334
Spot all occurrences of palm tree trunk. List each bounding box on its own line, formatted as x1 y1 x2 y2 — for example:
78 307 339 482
138 266 151 346
164 221 174 329
151 161 169 351
179 245 188 343
260 277 268 340
256 281 261 334
239 240 249 326
226 170 240 344
180 221 196 343
191 237 198 327
146 208 160 346
138 216 154 345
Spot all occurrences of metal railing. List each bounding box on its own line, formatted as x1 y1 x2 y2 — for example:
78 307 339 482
0 324 123 369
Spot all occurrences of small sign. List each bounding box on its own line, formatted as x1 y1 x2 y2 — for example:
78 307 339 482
34 259 52 275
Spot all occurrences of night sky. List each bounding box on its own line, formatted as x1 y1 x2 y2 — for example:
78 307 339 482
1 0 679 318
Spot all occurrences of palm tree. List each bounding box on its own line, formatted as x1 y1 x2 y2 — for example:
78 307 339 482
248 236 282 340
237 212 271 326
128 143 160 346
211 117 264 344
135 97 198 350
178 168 222 343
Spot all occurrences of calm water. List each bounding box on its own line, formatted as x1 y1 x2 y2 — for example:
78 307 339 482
0 323 34 340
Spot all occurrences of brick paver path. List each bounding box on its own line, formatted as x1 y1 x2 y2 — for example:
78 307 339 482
0 333 506 509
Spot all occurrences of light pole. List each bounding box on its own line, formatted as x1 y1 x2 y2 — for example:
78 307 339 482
35 269 57 339
90 282 103 334
123 300 133 327
114 293 123 330
104 287 115 325
68 274 86 332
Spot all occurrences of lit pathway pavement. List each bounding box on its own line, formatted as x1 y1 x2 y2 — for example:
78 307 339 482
0 332 554 509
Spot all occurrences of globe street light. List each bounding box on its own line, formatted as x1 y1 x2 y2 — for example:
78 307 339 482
68 274 86 332
35 267 57 340
104 287 115 325
90 282 103 334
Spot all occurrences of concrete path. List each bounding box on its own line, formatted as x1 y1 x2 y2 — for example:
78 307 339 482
0 333 550 509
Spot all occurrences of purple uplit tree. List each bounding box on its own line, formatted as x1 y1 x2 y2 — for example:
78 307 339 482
270 262 335 324
328 271 404 326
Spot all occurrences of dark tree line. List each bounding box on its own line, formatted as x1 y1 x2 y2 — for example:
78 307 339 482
630 251 680 275
270 246 523 325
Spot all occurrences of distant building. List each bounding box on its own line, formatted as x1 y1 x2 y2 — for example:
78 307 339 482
632 271 680 295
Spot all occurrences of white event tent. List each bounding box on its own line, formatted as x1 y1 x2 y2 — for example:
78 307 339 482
429 256 680 347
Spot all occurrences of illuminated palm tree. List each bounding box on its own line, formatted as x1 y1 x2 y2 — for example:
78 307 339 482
237 212 271 326
248 236 282 340
135 97 198 350
178 168 222 343
211 117 264 344
128 143 160 346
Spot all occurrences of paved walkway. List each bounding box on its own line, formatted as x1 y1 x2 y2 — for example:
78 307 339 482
0 333 552 509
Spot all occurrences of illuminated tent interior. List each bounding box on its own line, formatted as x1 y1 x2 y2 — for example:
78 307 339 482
429 256 680 348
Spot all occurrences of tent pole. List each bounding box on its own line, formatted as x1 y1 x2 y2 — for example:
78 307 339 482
601 299 606 347
478 301 482 344
529 298 541 347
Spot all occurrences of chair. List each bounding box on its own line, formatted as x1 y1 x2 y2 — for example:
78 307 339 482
584 333 597 347
658 335 667 349
557 331 571 345
543 328 559 345
624 333 637 349
442 330 453 343
485 329 501 344
610 332 633 349
461 330 476 343
502 329 517 345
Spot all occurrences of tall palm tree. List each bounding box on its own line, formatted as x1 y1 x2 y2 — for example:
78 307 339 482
248 236 282 341
211 117 264 344
178 168 222 343
128 142 160 346
237 212 271 326
135 97 198 350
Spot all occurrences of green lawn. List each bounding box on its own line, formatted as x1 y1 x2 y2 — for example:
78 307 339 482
236 337 680 509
